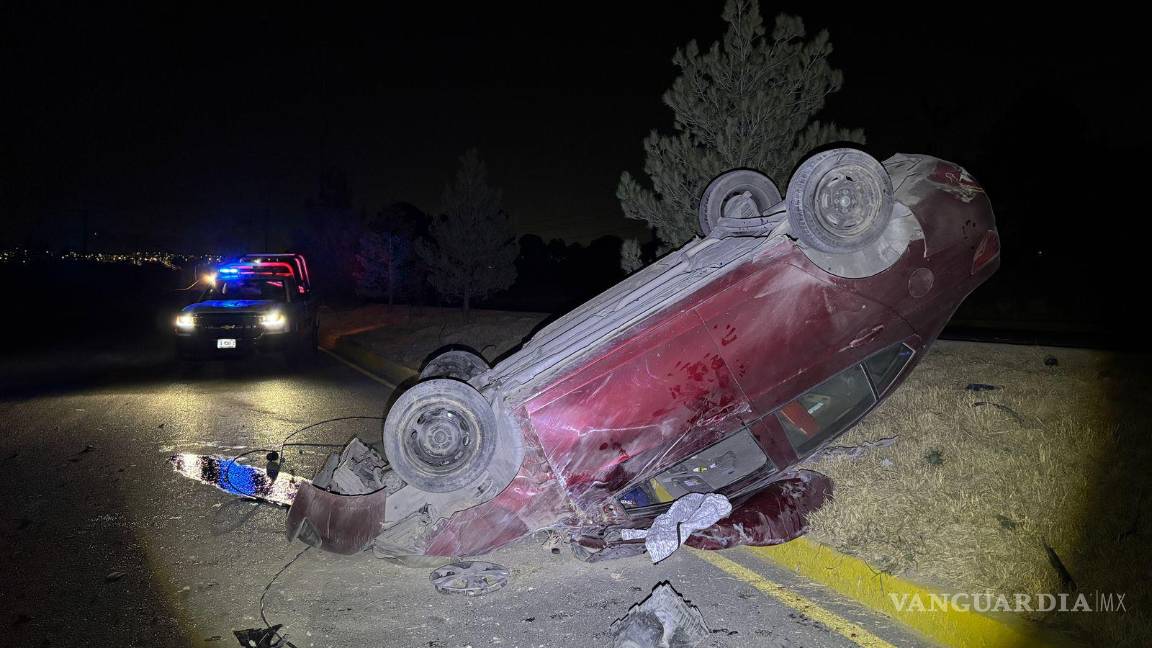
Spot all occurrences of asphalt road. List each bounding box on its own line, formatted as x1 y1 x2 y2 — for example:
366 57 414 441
0 346 929 648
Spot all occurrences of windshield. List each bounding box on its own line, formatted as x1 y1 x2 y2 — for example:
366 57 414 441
202 277 288 302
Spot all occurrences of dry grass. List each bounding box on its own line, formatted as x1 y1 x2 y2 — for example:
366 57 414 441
802 341 1152 646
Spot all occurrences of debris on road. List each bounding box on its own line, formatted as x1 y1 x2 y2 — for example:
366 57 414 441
311 437 402 496
611 582 709 648
429 560 510 596
620 493 732 563
232 625 289 648
169 453 302 506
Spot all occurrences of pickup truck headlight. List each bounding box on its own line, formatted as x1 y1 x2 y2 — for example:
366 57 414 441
175 313 195 330
260 310 287 330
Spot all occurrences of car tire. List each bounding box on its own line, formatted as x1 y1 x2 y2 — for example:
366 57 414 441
698 169 781 237
786 148 894 254
419 348 489 381
612 611 664 648
382 378 499 493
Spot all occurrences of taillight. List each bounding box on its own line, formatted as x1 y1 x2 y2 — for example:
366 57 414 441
971 230 1000 275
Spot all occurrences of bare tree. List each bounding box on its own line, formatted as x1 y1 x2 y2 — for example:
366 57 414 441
618 0 863 249
417 149 517 312
354 202 424 305
354 231 399 303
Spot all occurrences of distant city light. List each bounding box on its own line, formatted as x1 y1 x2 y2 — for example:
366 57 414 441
0 247 223 268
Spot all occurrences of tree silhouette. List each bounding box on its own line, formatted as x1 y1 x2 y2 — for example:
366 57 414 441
354 202 425 304
417 149 517 312
618 0 863 249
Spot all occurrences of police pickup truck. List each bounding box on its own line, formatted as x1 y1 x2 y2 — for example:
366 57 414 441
174 254 318 359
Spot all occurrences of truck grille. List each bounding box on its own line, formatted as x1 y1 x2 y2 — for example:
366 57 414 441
195 313 262 338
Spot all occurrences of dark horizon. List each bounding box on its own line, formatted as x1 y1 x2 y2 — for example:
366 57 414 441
3 4 1145 253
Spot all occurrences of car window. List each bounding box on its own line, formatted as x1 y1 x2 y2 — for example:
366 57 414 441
863 343 914 395
206 278 288 302
618 429 772 511
778 364 876 457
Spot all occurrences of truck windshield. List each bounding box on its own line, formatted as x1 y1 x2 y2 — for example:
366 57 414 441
203 277 288 302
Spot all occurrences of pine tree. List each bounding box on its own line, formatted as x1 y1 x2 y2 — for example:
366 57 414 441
618 0 863 248
417 149 518 312
620 237 643 274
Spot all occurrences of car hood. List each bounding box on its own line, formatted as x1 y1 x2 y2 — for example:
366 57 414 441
182 300 282 314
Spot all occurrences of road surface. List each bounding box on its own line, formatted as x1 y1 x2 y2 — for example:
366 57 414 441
0 347 928 648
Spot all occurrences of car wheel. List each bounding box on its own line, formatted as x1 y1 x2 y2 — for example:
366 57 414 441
612 611 664 648
698 169 781 237
786 148 893 254
382 379 499 493
420 348 490 381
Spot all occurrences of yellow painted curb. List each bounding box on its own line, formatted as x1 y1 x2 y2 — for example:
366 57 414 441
745 538 1069 648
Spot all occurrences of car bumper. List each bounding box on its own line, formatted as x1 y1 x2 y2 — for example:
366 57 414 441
175 330 295 355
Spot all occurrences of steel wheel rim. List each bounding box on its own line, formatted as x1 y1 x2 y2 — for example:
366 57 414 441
402 402 478 474
813 163 883 238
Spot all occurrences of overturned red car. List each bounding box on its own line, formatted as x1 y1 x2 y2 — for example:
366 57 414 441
287 148 1000 561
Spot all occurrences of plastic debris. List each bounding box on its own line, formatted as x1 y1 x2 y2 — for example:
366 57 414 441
611 582 709 648
971 401 1025 423
429 560 509 596
232 626 290 648
311 438 402 496
965 383 1000 392
169 454 302 506
811 437 897 461
620 493 732 563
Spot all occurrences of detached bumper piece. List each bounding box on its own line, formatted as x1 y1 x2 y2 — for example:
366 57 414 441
285 439 404 555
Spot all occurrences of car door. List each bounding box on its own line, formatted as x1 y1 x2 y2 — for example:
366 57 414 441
693 254 914 418
524 306 754 514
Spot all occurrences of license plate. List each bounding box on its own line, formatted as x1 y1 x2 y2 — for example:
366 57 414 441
216 338 237 349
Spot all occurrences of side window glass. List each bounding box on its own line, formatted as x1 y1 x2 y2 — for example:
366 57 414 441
863 343 914 395
778 365 876 457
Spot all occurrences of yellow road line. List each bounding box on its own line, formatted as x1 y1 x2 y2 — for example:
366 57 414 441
693 548 897 648
318 346 396 387
743 540 1058 648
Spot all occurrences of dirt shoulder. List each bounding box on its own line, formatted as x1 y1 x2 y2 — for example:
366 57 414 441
802 340 1151 645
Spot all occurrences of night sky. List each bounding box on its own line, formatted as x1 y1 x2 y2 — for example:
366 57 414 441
3 4 1144 251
